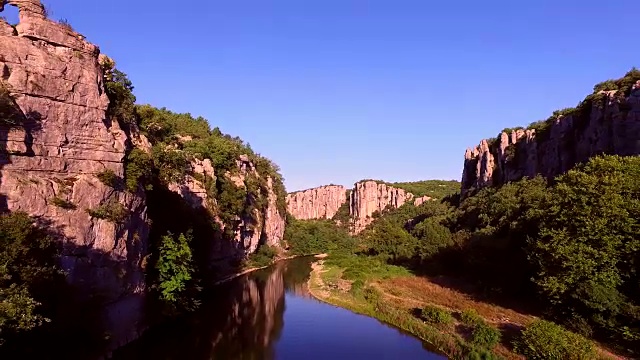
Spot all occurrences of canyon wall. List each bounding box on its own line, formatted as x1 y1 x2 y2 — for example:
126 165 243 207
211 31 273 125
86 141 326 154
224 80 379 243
349 181 413 233
0 0 148 350
169 154 285 259
286 185 347 220
286 181 413 233
0 0 287 352
461 74 640 195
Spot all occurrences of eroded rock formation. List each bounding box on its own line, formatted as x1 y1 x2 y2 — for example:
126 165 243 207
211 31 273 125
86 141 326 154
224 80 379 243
0 1 148 350
287 181 413 233
286 185 347 220
413 195 432 207
349 181 413 233
461 80 640 195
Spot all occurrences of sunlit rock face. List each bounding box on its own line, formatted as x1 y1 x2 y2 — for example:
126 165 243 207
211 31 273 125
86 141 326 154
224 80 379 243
461 83 640 196
0 0 148 351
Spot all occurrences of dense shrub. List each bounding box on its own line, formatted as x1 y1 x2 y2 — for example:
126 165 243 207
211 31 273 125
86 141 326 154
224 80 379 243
86 200 128 223
471 323 501 349
0 212 63 344
460 308 484 326
284 217 356 255
95 169 119 188
125 149 153 192
513 320 595 360
421 305 453 326
246 245 278 268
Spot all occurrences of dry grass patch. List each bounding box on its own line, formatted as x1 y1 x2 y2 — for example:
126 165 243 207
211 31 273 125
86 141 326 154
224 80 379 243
379 276 534 326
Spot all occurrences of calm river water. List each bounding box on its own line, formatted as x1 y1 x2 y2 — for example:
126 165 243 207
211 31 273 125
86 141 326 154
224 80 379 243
112 257 444 360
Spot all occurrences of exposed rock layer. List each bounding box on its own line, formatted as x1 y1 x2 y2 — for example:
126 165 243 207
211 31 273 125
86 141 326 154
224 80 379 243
168 155 285 259
349 181 413 233
461 83 640 195
286 181 413 233
286 185 347 220
0 2 148 351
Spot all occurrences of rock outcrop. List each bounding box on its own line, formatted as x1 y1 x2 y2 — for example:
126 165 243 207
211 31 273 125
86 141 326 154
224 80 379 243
167 154 285 259
349 181 413 233
286 181 414 233
0 0 148 351
413 195 433 206
286 185 347 220
461 74 640 196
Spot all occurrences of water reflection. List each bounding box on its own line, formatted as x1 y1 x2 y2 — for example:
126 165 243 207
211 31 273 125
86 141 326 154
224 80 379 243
113 258 312 360
113 257 441 360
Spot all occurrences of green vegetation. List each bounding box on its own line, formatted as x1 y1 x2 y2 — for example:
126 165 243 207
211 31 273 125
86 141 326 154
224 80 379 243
0 212 63 345
470 323 501 349
154 232 199 314
50 197 76 210
390 180 460 198
124 148 153 192
292 154 637 356
245 245 278 268
310 256 501 360
513 320 595 360
460 309 484 326
284 217 356 255
86 200 128 223
95 169 119 188
421 305 454 326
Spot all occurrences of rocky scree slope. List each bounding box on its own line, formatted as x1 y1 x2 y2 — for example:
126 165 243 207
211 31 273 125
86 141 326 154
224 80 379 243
461 69 640 196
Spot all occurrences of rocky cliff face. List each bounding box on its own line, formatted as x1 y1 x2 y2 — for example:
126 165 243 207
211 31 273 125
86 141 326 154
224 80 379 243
0 0 148 350
349 181 413 233
167 154 285 260
461 73 640 195
286 185 347 220
286 181 413 233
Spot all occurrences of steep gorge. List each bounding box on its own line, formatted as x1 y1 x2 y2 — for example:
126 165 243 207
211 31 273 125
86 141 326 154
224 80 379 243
0 0 286 353
461 69 640 195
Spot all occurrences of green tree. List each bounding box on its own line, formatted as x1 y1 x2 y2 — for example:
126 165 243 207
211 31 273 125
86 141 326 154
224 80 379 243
530 155 640 346
362 218 416 262
155 231 199 313
0 212 62 344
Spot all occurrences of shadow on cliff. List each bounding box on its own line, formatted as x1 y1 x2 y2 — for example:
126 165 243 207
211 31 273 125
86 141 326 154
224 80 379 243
143 178 246 284
0 216 145 360
0 82 43 212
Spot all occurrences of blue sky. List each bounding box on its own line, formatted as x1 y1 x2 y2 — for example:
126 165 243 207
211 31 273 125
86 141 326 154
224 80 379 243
5 1 639 191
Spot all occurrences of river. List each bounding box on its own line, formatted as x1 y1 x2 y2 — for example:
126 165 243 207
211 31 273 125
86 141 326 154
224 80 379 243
112 256 444 359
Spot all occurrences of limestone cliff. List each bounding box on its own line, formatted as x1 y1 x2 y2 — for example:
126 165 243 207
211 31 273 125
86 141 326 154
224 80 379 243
349 181 413 233
286 181 413 233
286 185 347 220
461 70 640 195
0 0 288 353
0 0 148 350
167 154 285 259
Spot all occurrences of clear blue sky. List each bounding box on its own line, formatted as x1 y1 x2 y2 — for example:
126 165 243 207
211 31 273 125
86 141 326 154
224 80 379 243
5 1 639 191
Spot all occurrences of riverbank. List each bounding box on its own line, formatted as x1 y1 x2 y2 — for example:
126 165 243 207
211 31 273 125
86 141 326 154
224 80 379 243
307 257 624 360
213 253 327 285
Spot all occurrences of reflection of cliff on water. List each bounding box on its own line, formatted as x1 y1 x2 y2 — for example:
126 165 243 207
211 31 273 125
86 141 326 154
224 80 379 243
113 257 315 360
